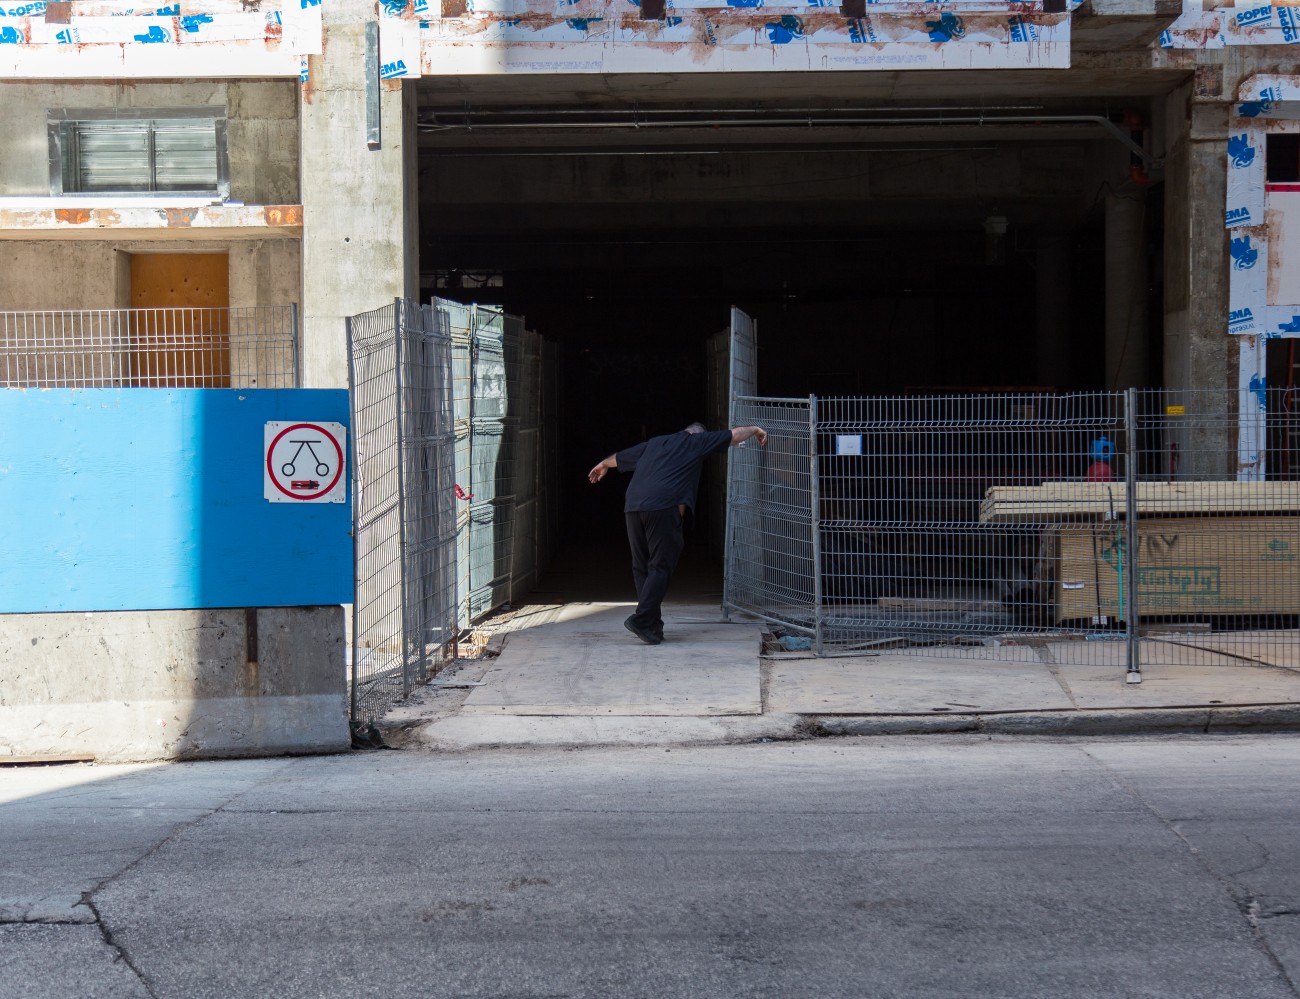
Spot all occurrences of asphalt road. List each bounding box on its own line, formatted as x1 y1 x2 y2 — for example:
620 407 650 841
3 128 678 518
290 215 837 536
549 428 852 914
3 734 1298 999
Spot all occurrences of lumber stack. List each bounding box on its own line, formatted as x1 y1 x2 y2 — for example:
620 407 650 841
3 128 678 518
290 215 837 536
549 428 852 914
976 482 1300 622
980 481 1300 523
1053 516 1300 622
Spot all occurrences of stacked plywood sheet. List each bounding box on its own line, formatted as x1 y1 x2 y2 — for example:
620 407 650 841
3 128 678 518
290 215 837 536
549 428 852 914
980 482 1300 523
1052 517 1300 623
977 482 1300 623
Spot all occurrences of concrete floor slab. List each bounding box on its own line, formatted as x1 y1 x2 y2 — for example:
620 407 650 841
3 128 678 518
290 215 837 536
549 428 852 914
766 656 1074 715
1164 630 1300 669
461 603 762 716
1052 655 1300 709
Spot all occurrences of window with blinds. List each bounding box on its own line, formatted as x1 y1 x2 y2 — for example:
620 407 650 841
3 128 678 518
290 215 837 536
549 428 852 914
48 109 229 198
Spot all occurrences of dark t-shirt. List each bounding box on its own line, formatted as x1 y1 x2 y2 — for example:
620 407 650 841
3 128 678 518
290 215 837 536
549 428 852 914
617 429 733 514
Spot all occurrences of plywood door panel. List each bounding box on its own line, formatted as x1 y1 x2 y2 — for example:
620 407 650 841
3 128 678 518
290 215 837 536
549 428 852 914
129 253 230 387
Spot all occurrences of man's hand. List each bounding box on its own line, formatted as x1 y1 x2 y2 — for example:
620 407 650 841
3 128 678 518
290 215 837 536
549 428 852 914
588 455 617 483
731 425 769 447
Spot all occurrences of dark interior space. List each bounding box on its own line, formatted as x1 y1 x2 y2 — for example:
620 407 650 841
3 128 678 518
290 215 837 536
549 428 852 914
428 223 1128 549
432 226 1116 397
416 87 1170 596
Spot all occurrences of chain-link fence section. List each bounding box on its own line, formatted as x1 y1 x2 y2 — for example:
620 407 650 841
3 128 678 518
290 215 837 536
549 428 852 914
443 301 560 625
348 300 458 726
466 306 517 619
348 298 560 724
1 306 298 388
726 397 815 631
1118 389 1298 672
726 390 1300 672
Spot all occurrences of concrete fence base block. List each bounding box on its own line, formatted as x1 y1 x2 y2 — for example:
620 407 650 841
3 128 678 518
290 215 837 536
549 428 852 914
0 607 349 762
0 695 349 763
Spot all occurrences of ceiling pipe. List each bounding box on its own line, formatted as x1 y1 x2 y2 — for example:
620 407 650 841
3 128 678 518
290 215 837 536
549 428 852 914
422 104 1047 118
421 146 1001 157
419 110 1156 165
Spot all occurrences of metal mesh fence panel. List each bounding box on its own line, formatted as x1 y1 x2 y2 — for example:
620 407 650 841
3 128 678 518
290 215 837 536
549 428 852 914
350 295 560 721
444 300 475 629
466 307 514 618
725 397 815 632
348 300 459 725
398 300 460 694
1122 388 1299 672
348 303 405 723
725 390 1299 672
821 392 1126 660
434 299 558 627
1 306 298 388
704 329 730 557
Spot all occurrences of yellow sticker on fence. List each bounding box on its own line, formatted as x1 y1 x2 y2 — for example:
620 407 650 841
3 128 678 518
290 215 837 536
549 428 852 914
1166 405 1185 415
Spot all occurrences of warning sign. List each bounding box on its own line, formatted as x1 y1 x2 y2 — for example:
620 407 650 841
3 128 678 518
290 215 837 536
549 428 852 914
264 422 347 503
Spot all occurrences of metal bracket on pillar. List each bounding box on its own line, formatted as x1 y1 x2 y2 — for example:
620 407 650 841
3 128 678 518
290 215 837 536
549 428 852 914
365 21 381 150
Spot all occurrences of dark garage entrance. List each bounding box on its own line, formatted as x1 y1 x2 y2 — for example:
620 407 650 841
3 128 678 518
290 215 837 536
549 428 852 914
414 70 1176 600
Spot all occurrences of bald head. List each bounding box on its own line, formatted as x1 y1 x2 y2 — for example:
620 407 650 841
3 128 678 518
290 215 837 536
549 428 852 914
684 422 707 435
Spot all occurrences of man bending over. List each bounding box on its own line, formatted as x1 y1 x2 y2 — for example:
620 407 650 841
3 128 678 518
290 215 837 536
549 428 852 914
588 422 768 645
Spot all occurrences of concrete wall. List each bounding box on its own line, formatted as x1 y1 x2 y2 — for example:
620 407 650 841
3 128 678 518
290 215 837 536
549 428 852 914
300 5 418 389
0 238 299 312
0 607 348 762
0 80 299 205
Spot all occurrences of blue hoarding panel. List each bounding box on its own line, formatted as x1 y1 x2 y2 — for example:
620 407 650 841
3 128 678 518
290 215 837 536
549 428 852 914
0 389 353 613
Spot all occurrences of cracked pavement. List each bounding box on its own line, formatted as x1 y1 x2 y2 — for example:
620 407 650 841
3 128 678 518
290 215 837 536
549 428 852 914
1 736 1298 998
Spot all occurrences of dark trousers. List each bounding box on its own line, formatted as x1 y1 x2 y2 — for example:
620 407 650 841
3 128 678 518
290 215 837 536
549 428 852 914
625 507 684 632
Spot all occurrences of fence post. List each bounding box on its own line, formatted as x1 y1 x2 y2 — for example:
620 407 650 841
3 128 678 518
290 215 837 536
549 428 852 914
393 298 413 699
810 395 824 655
290 302 301 388
721 399 734 624
1124 387 1142 683
412 311 431 687
345 314 361 725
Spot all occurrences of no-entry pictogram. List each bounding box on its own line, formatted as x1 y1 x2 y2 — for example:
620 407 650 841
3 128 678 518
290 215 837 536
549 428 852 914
264 421 347 503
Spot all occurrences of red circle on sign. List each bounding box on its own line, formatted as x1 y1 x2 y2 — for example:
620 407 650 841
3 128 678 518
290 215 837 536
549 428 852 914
267 423 345 501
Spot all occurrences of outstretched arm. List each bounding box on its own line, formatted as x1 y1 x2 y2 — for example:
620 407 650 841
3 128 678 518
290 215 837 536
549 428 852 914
588 454 618 483
730 425 769 447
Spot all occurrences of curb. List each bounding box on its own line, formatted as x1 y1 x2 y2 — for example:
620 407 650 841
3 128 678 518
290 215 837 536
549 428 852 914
813 704 1300 738
409 704 1300 750
414 713 806 750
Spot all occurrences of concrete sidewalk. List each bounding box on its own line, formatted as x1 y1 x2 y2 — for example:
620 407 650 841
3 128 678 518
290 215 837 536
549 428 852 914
386 601 1300 750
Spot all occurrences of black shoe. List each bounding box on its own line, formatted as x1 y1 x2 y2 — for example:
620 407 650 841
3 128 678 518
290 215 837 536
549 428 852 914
624 616 662 646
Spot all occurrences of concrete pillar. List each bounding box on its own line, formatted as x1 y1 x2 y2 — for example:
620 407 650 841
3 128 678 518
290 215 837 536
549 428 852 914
299 5 419 388
1035 232 1072 389
1163 92 1232 395
1105 187 1149 389
1162 89 1235 476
